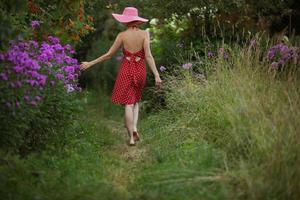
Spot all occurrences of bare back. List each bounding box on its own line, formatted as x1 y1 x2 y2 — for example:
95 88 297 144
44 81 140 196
121 28 146 53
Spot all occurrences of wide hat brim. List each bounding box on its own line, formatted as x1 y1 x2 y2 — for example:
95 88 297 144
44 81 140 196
112 13 149 23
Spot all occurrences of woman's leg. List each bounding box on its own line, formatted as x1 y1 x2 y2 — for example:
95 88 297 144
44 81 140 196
133 102 139 132
125 104 135 144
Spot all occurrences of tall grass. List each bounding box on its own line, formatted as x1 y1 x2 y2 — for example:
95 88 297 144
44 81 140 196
137 41 300 199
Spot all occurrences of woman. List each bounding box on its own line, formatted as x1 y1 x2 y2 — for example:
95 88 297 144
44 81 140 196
80 7 162 146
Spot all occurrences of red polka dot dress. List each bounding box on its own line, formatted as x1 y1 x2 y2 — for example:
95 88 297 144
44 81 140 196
111 47 147 105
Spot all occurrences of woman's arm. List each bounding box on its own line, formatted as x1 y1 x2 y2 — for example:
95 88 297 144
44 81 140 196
143 30 162 88
80 33 123 71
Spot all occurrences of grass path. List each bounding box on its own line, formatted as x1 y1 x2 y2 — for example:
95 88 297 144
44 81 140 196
103 119 147 196
81 93 151 199
80 92 229 200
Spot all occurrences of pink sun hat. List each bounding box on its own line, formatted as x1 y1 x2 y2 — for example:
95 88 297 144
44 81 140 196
112 7 149 23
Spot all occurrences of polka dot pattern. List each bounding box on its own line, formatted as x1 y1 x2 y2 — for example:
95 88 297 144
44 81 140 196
111 48 147 106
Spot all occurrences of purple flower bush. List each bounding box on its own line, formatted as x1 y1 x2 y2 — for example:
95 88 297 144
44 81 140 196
0 35 84 151
0 36 82 109
267 43 298 70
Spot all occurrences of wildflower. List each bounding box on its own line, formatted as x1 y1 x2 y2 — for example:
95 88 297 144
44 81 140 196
5 101 12 108
267 43 298 69
37 74 47 87
224 53 229 60
63 66 75 74
67 74 74 80
66 84 75 93
0 72 8 81
30 100 38 106
15 81 22 88
26 80 37 87
250 39 257 48
218 47 224 54
160 66 167 72
182 63 193 69
16 100 20 108
24 95 30 102
207 51 214 58
35 95 42 102
31 20 40 29
0 53 5 61
55 73 64 80
13 66 23 73
48 36 60 45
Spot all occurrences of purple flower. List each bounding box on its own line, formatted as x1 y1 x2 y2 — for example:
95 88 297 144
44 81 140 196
31 20 40 29
52 44 64 52
5 101 12 108
160 66 167 72
13 65 23 73
65 56 78 65
16 100 20 108
224 53 229 60
67 74 74 80
63 66 75 74
268 50 275 60
182 63 193 69
29 40 38 48
27 70 40 78
35 95 42 102
24 95 30 102
208 51 214 58
27 79 38 87
15 81 22 88
30 100 38 106
48 36 60 45
66 84 75 93
0 72 8 81
64 44 73 51
278 60 285 66
0 53 6 61
50 80 55 86
55 56 64 65
267 43 298 68
37 74 47 87
219 47 225 54
55 73 64 80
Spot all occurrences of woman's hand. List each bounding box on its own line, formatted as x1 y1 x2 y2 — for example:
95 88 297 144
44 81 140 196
80 62 92 71
155 75 162 89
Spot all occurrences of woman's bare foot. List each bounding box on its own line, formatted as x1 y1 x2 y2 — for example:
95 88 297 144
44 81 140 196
133 131 140 141
129 137 135 146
